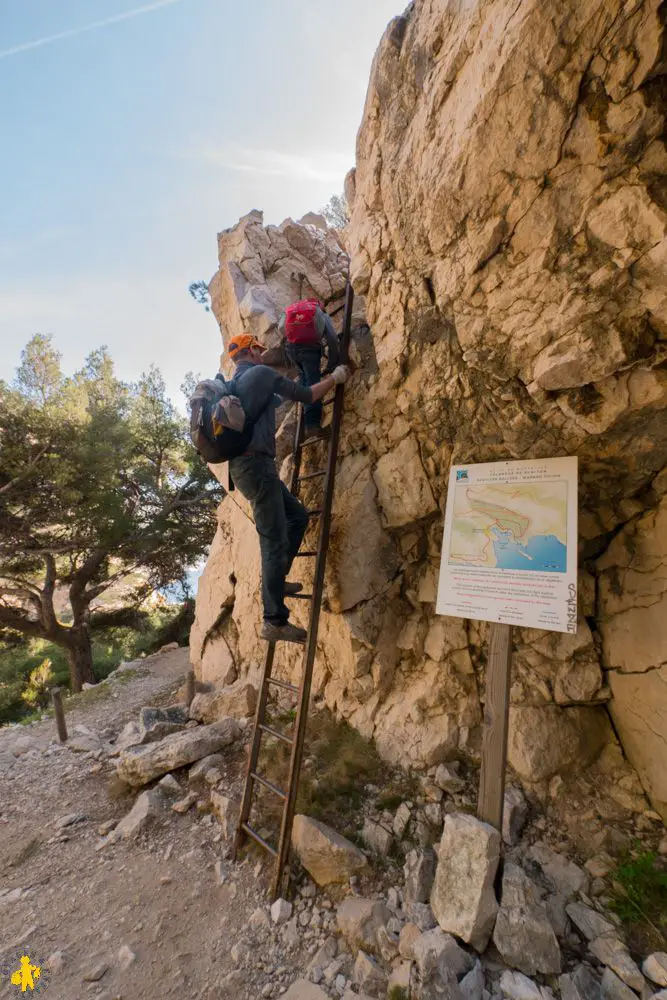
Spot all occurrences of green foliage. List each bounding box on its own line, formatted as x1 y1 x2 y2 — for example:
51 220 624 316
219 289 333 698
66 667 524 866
188 280 211 312
22 658 55 709
0 334 222 689
0 604 190 724
320 192 349 230
256 709 413 840
388 988 409 1000
610 849 667 950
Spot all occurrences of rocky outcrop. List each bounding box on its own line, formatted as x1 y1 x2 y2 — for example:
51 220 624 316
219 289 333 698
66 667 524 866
191 0 667 819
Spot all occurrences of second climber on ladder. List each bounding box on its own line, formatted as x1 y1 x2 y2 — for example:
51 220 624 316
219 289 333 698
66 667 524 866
226 333 349 645
279 299 340 441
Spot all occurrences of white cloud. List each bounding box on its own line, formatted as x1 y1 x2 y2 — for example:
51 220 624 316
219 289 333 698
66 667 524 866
0 0 182 60
188 145 352 185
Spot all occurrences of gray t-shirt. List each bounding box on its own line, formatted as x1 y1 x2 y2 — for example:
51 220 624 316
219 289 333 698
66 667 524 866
233 361 312 457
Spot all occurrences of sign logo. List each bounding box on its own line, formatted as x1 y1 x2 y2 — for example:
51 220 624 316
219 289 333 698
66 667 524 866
456 469 469 481
11 955 41 992
0 951 50 993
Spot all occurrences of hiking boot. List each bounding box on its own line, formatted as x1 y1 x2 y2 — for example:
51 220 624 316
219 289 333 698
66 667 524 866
284 582 304 595
304 425 331 442
260 621 307 645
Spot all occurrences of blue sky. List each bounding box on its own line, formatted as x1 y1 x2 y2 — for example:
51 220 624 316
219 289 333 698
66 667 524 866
0 0 399 406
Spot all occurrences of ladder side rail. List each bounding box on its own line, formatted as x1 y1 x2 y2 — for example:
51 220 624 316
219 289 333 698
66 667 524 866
233 641 276 858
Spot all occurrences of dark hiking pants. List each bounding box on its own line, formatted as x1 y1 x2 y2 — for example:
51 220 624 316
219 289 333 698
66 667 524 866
285 344 323 429
229 454 309 624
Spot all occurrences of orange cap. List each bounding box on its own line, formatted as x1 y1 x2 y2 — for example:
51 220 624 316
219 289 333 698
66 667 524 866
228 333 263 359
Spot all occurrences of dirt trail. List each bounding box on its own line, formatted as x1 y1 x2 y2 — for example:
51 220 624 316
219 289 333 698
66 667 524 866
0 648 317 1000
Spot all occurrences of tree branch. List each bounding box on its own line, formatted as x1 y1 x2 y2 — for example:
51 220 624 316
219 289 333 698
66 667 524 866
0 600 48 641
0 443 51 495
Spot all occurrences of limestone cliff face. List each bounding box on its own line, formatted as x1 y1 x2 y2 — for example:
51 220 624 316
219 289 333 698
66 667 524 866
192 0 667 824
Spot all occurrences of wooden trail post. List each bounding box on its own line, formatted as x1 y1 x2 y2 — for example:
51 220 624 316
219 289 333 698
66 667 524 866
51 687 68 743
185 669 195 708
477 623 513 832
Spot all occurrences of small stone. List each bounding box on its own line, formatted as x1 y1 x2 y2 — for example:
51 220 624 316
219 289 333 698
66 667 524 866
404 901 437 930
412 926 473 980
589 937 644 992
399 922 422 960
404 847 437 904
209 790 239 840
361 817 393 856
214 860 225 885
55 812 87 830
394 802 412 839
293 815 368 886
282 982 329 1000
461 960 485 1000
250 907 271 931
601 969 640 1000
585 854 614 878
117 945 136 970
493 903 561 975
47 951 65 974
110 789 163 841
658 836 667 857
262 985 273 998
83 961 109 982
503 786 529 846
188 753 224 780
353 950 387 995
337 897 391 955
560 965 602 1000
389 960 412 996
97 819 116 836
528 843 589 897
171 793 197 814
158 774 181 797
566 903 616 941
434 763 465 793
500 971 543 1000
271 898 293 925
644 955 667 989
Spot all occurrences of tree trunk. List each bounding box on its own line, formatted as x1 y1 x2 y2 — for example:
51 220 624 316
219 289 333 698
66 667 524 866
65 625 96 692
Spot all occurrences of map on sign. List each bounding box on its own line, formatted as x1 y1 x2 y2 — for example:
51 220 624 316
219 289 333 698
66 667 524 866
449 481 568 573
437 457 578 634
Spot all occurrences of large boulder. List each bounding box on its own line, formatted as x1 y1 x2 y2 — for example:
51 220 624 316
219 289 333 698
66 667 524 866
430 813 500 952
508 706 611 782
291 815 369 886
598 495 667 821
189 683 257 723
117 719 240 786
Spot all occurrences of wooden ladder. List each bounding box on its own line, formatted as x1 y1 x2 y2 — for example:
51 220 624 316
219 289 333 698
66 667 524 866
233 281 355 899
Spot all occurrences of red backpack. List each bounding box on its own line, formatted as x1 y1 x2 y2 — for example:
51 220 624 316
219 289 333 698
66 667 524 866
284 299 321 346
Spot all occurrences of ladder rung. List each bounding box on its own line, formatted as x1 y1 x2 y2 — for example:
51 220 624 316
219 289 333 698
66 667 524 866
285 592 312 600
241 822 278 857
299 436 327 451
307 508 322 517
294 551 317 558
267 677 298 694
258 723 294 746
298 469 326 482
322 397 335 406
251 771 287 800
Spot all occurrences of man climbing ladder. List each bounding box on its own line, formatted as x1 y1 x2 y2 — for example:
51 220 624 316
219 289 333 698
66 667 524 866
235 282 356 900
226 332 349 644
